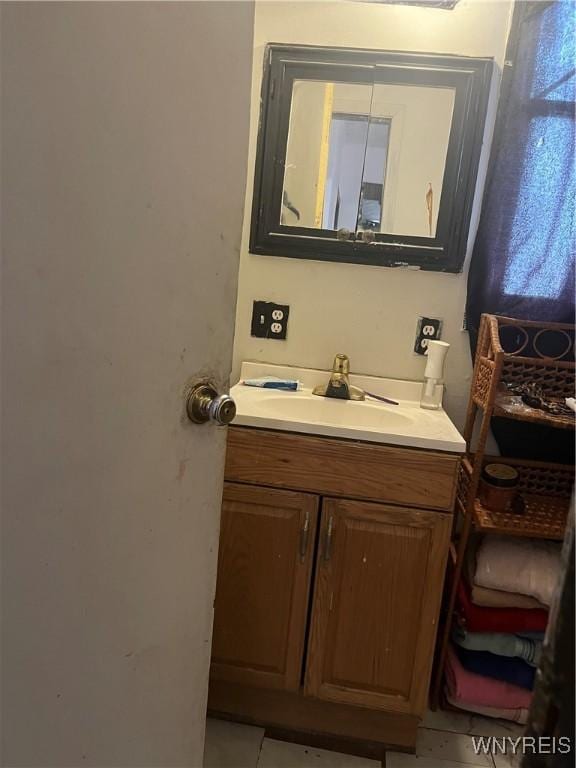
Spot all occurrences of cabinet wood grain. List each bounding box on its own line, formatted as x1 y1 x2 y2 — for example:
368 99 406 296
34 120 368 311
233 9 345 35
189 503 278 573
304 498 452 715
226 427 458 511
211 483 319 691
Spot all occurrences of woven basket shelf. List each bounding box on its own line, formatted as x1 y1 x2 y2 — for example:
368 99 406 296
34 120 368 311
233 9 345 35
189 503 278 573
472 315 575 430
458 455 572 541
473 494 569 541
493 391 575 430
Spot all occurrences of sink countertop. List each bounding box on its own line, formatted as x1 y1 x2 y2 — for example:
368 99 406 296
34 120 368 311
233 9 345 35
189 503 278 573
231 362 465 453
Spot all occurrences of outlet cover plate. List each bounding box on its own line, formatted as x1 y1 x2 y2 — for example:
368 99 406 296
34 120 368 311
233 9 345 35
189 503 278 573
414 316 443 355
251 301 290 340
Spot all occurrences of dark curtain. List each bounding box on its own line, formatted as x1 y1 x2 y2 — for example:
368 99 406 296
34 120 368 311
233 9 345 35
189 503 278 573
465 0 575 462
466 0 575 332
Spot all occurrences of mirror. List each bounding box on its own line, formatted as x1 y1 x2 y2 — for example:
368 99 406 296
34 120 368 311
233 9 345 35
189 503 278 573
282 81 373 230
251 45 494 272
282 81 455 238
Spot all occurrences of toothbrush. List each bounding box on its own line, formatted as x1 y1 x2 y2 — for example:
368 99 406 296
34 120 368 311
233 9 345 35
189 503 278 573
365 391 399 405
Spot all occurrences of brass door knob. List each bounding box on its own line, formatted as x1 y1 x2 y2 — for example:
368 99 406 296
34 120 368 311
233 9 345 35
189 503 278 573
186 383 236 426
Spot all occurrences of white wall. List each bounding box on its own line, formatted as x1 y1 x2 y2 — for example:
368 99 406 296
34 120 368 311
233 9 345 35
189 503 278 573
233 0 513 431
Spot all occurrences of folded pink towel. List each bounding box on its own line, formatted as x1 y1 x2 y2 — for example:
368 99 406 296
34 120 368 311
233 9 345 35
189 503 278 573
445 644 532 710
445 690 528 725
474 536 561 606
465 541 546 609
471 583 546 610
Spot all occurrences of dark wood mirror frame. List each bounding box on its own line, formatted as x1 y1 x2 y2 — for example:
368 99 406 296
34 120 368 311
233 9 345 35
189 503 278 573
250 44 494 273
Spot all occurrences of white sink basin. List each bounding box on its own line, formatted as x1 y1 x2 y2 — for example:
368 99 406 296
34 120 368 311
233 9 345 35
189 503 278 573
231 363 465 453
255 393 415 430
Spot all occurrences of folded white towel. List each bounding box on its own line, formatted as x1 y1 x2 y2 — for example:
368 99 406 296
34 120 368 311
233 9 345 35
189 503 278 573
474 535 562 607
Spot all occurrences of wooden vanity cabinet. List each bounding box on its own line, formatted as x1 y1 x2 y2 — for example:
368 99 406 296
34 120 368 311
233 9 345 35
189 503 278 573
209 427 458 754
211 483 318 692
305 499 452 715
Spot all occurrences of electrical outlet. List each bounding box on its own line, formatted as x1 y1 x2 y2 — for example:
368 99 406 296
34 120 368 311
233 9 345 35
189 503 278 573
414 316 443 355
251 301 289 340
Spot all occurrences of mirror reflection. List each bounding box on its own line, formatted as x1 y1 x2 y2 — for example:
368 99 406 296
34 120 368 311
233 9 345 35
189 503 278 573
282 79 455 238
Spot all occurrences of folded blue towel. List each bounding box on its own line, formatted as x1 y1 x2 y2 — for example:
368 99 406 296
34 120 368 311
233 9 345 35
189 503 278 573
455 645 535 691
452 626 542 666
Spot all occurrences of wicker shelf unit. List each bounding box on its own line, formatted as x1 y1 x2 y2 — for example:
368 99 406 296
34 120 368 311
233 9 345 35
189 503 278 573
431 313 575 711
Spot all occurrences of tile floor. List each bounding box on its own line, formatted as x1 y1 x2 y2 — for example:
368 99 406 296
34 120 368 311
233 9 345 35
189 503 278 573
203 710 524 768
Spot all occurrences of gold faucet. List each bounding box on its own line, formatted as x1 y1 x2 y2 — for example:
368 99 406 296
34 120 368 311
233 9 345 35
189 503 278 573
312 354 365 401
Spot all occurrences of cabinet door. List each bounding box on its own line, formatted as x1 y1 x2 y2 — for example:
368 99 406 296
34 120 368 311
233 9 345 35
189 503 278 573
305 498 451 715
211 483 319 691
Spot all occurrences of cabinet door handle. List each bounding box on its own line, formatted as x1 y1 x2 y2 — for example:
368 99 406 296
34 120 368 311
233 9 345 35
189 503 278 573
323 514 334 562
299 509 310 563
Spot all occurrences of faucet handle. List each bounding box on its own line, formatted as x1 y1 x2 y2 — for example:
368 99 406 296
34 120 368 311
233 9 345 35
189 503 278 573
333 354 350 375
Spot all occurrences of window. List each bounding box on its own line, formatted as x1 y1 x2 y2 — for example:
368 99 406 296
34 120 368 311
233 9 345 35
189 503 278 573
503 1 575 300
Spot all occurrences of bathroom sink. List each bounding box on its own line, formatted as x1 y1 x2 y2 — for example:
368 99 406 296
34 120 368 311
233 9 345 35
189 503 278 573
231 363 466 453
255 393 415 430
